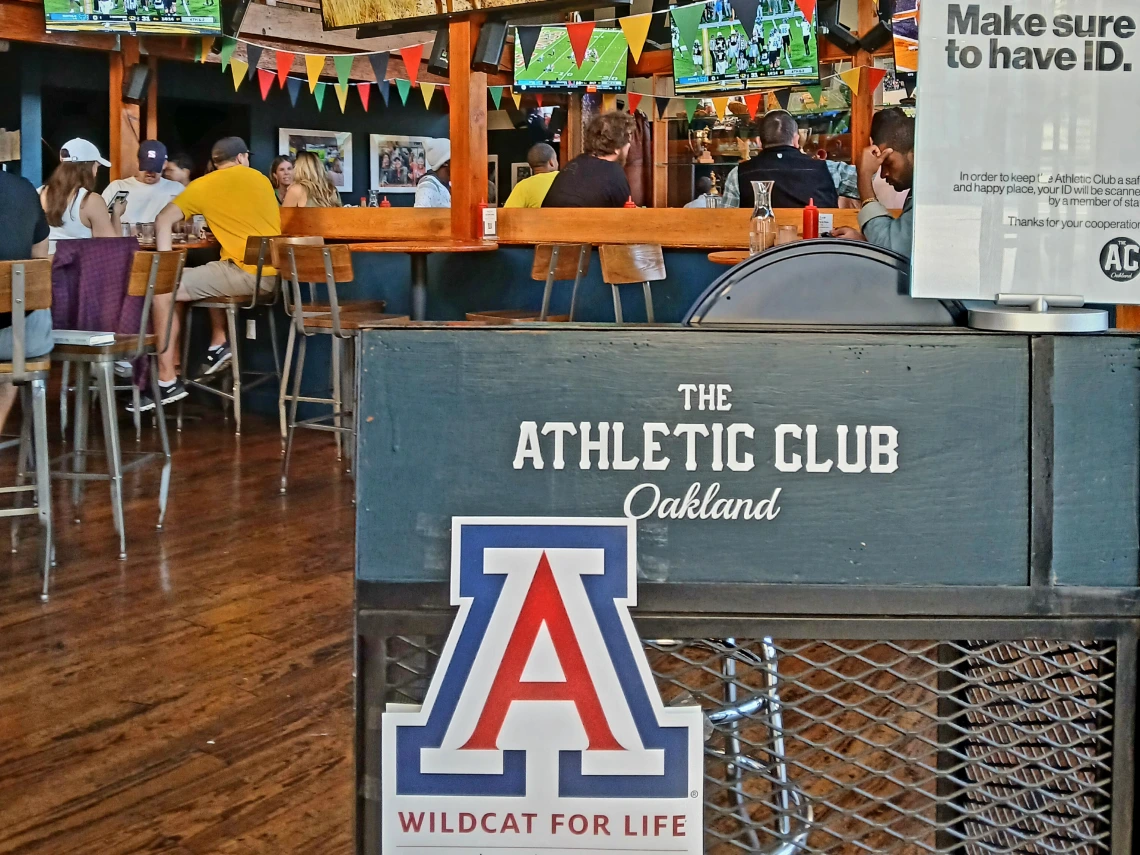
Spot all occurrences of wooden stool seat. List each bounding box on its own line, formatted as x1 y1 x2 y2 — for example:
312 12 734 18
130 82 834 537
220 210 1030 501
187 291 276 307
55 336 156 358
0 359 51 374
465 310 570 324
310 300 388 315
305 312 409 331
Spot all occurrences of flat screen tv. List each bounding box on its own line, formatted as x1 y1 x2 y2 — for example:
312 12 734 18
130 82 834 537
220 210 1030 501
672 0 818 95
514 26 628 92
44 0 222 33
892 0 919 74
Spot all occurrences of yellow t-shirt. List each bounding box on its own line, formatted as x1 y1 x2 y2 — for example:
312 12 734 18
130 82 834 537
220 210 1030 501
503 171 559 209
173 165 282 274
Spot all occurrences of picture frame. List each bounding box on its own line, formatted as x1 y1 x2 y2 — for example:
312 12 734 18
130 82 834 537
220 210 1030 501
511 162 532 189
278 128 353 192
488 155 499 206
369 133 444 193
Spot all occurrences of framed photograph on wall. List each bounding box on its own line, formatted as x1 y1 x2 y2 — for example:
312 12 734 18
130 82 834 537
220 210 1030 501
279 128 353 192
511 162 532 189
369 134 442 193
488 155 499 205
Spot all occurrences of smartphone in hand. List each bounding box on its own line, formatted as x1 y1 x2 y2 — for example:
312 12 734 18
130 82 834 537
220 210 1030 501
107 190 129 213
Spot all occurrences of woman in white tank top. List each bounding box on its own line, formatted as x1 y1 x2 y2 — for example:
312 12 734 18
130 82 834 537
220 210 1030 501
39 138 125 253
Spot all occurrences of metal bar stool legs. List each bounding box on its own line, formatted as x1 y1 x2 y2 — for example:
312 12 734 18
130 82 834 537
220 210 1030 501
94 362 126 560
281 334 307 492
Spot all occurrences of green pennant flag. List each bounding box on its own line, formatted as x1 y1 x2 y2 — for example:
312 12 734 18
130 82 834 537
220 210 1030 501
670 3 707 61
334 54 354 88
314 82 327 110
489 86 504 109
807 85 823 107
194 40 203 63
396 78 411 105
218 37 237 72
684 98 698 123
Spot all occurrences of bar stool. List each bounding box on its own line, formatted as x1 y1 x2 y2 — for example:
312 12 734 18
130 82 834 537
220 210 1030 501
467 244 590 325
51 250 183 560
599 244 667 323
279 243 406 493
0 259 54 600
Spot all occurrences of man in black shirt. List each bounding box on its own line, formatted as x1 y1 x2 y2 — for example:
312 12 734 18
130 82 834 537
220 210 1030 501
736 110 839 209
0 171 53 433
543 111 633 208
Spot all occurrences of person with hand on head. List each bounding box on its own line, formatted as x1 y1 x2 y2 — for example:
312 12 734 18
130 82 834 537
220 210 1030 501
102 140 184 225
269 155 294 204
503 143 559 209
39 138 124 253
542 112 633 208
832 108 915 258
414 140 451 208
281 151 343 208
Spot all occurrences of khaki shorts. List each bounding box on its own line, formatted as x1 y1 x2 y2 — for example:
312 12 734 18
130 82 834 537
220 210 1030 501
177 260 266 302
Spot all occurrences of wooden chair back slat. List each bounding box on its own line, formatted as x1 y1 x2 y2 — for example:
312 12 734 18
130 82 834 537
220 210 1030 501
284 244 354 284
0 260 53 312
127 251 186 297
532 244 592 281
271 235 325 271
599 244 667 285
243 235 282 267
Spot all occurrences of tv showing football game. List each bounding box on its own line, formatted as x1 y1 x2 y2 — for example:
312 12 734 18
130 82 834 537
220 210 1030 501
672 0 818 95
892 0 919 74
44 0 222 33
514 27 628 92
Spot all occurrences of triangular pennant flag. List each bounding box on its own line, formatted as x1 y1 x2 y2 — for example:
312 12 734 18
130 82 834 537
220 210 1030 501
490 86 504 109
314 82 327 110
196 36 213 62
286 77 302 106
774 89 791 110
839 66 862 96
795 0 817 22
306 55 326 92
377 79 390 106
421 82 436 108
442 85 450 105
257 67 274 100
218 37 237 72
516 26 541 68
275 51 294 87
711 97 729 120
566 21 595 68
743 92 762 118
335 82 349 112
399 44 424 87
369 52 390 87
670 3 706 61
395 78 411 104
732 0 761 38
619 13 653 64
334 54 354 88
807 85 823 106
866 66 888 93
511 90 522 109
357 81 371 111
655 96 671 119
245 44 262 79
535 93 543 107
684 98 698 122
230 59 248 91
626 92 642 114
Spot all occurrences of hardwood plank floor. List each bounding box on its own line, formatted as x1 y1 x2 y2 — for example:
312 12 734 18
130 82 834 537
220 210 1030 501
0 410 356 855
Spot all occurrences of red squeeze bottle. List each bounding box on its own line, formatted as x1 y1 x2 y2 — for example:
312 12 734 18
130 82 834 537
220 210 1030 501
380 196 391 208
803 198 819 240
360 197 367 207
624 196 637 208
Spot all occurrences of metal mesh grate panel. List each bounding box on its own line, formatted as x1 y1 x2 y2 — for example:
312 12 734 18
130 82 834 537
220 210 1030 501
382 637 1117 854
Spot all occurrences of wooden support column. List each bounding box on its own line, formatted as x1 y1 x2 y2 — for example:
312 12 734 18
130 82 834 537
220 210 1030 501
651 74 670 207
145 56 159 142
448 17 488 240
109 39 142 181
849 0 878 158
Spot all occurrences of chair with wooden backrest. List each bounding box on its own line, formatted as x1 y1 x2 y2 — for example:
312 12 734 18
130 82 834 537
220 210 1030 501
534 244 591 321
51 250 183 561
278 242 406 493
599 244 667 323
0 259 53 599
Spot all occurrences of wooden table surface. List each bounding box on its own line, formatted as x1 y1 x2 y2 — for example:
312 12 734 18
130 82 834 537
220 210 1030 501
708 250 750 266
347 239 498 253
139 239 218 252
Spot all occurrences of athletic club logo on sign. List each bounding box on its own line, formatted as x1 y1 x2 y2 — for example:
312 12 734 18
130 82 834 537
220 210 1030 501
381 517 704 855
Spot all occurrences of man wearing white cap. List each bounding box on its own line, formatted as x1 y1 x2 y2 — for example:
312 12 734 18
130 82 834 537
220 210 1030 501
102 140 183 224
414 140 451 208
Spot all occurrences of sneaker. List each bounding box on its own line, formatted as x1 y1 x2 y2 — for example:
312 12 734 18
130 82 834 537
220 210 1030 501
126 379 188 413
202 343 232 376
114 360 134 378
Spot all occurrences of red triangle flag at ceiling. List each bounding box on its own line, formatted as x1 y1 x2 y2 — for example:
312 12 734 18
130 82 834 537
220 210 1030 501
795 0 817 22
400 44 424 87
626 92 642 114
743 92 763 118
357 81 371 111
275 51 294 88
257 67 274 100
442 85 450 105
866 66 888 93
535 93 543 107
566 21 595 68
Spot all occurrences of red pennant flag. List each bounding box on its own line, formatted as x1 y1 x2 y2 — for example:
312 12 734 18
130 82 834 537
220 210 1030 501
795 0 817 21
565 21 595 68
743 93 763 118
866 66 888 93
535 93 543 107
400 44 424 87
443 85 450 105
626 92 642 114
275 51 295 88
257 67 274 100
357 81 371 111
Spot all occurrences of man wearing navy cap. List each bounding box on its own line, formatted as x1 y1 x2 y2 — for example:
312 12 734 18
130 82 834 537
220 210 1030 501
102 140 184 225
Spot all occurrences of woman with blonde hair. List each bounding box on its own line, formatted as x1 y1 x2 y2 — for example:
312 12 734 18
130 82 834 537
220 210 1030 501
281 150 343 208
38 138 124 252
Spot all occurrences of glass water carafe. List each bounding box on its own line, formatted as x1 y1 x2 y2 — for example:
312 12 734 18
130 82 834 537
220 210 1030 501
749 180 776 254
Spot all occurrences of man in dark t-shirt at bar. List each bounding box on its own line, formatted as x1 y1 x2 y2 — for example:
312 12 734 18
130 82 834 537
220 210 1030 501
543 111 634 208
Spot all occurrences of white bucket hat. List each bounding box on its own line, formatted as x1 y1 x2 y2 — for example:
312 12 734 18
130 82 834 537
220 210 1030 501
59 138 111 168
424 139 451 172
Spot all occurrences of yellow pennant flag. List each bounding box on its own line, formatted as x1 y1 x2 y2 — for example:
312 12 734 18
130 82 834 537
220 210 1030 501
839 66 862 96
335 82 349 112
711 97 729 120
199 36 214 63
305 54 326 93
618 13 653 64
230 59 248 91
420 82 436 108
511 90 522 109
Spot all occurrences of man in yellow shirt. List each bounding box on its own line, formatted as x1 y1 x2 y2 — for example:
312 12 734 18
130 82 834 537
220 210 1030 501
503 143 559 209
144 137 281 410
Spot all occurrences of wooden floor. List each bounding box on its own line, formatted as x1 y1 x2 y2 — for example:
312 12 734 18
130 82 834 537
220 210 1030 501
0 408 357 854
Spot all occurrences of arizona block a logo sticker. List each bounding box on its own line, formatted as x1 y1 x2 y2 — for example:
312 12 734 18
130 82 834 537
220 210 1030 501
381 517 704 855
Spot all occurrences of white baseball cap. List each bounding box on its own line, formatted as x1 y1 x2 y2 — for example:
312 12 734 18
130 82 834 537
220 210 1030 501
59 138 111 168
424 139 451 172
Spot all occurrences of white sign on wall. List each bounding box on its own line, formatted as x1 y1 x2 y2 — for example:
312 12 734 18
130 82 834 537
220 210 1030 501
912 0 1140 302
